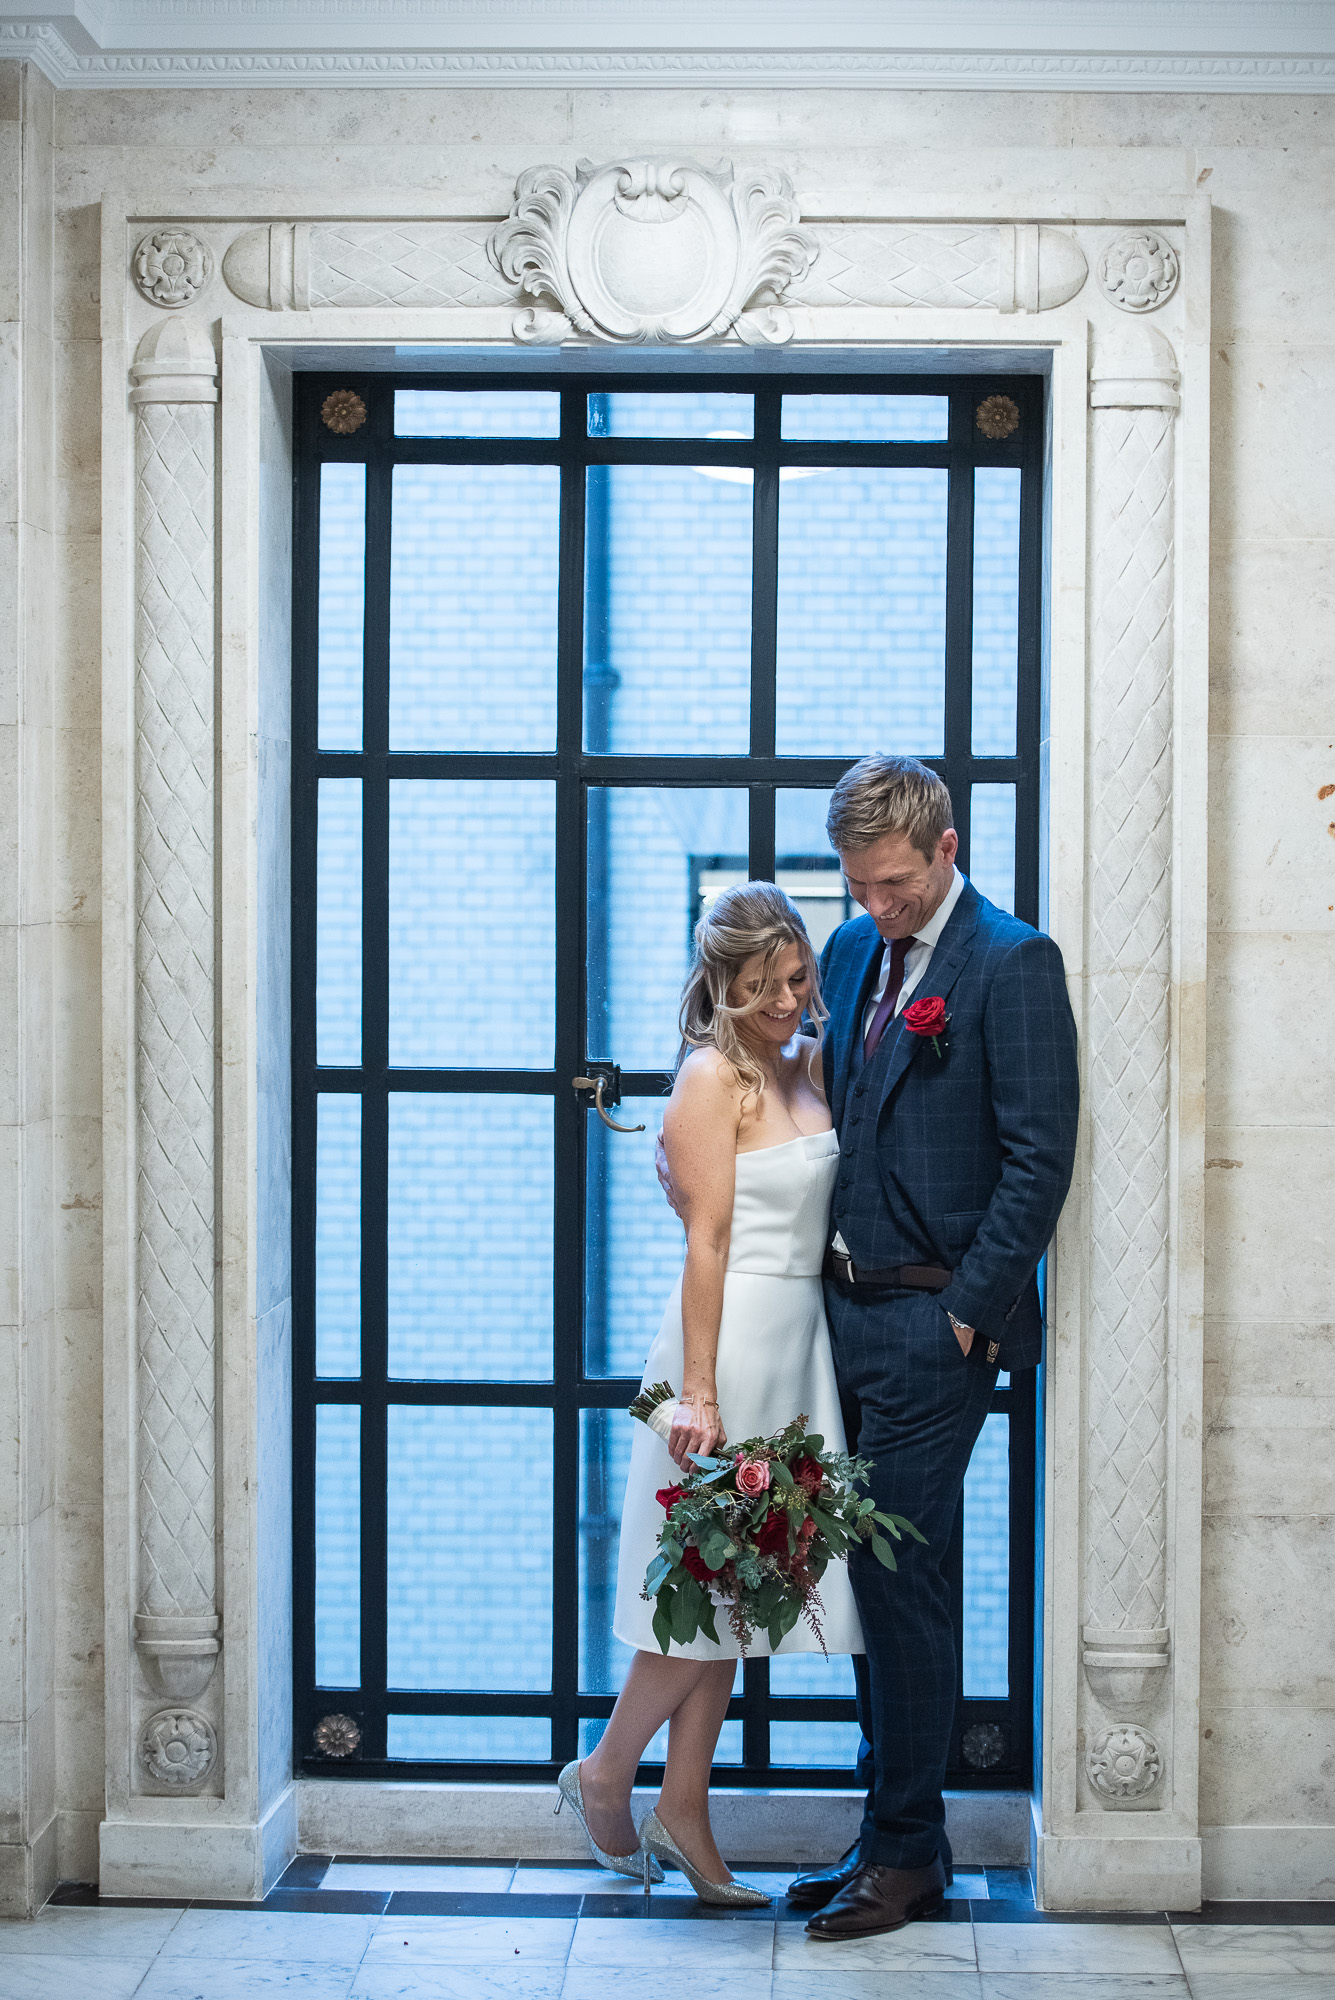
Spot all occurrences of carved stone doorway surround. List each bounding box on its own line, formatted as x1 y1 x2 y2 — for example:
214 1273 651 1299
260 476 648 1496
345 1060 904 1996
99 160 1209 1909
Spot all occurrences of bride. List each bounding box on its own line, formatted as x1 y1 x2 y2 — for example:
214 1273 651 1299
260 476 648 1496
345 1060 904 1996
557 882 863 1904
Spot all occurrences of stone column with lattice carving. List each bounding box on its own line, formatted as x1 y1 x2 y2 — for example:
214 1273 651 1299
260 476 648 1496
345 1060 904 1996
1081 324 1180 1811
128 317 222 1790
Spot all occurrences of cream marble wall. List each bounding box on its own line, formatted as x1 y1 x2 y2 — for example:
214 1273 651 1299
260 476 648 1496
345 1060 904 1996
1 63 1329 1903
0 57 60 1915
1201 142 1335 1882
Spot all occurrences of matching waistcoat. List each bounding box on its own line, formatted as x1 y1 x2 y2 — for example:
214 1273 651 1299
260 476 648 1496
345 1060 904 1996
829 1026 935 1272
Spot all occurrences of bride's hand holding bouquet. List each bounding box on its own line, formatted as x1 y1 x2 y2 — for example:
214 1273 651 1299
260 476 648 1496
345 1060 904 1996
666 1386 727 1470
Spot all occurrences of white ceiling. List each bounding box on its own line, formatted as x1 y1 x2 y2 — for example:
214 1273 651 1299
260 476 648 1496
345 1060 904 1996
3 0 1335 89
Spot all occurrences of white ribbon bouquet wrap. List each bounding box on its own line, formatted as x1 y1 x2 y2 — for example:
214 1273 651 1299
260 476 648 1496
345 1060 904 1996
632 1380 687 1445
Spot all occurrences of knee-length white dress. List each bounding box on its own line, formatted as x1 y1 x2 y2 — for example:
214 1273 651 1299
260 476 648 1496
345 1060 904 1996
613 1128 865 1660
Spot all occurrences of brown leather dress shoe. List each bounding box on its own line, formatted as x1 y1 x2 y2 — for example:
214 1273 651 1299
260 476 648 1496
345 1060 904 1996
785 1842 862 1911
804 1856 947 1940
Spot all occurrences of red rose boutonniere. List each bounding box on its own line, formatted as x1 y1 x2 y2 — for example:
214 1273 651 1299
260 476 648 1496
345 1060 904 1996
903 995 949 1058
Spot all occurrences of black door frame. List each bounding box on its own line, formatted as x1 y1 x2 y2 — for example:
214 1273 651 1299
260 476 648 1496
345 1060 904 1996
292 367 1043 1789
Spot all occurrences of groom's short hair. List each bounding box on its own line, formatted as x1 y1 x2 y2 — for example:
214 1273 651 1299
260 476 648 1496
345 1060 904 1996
826 755 954 862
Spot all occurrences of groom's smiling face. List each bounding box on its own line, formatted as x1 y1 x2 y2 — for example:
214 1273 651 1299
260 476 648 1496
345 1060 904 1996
839 826 959 941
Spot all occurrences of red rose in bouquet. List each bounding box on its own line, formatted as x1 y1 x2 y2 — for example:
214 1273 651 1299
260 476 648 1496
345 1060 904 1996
756 1508 790 1558
679 1544 713 1586
902 994 949 1057
794 1454 824 1497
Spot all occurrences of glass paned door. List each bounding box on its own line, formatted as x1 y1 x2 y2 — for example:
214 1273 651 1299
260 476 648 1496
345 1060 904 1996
293 370 1043 1790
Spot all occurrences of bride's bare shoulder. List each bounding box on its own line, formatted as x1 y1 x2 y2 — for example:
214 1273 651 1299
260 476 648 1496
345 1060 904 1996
667 1047 744 1124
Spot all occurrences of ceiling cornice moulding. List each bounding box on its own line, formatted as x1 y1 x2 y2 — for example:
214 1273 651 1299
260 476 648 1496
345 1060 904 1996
5 1 1335 90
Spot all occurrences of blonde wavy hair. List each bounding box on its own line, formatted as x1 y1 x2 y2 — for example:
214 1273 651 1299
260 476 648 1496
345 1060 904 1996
677 881 828 1102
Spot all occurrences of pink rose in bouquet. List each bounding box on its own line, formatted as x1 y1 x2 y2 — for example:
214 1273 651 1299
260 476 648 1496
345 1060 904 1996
735 1455 771 1498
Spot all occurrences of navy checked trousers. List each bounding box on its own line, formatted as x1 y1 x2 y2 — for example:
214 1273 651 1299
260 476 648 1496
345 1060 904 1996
823 1281 999 1872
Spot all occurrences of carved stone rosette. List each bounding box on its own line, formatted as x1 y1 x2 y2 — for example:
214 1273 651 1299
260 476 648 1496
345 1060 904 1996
133 229 215 310
138 1708 219 1793
1086 1723 1164 1806
1082 323 1180 1809
128 318 222 1782
1097 230 1180 314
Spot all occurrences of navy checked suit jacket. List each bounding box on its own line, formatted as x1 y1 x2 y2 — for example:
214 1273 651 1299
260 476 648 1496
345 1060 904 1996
818 881 1078 1370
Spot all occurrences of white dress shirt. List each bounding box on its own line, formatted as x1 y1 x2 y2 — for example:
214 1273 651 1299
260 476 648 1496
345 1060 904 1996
833 866 967 1261
860 865 968 1039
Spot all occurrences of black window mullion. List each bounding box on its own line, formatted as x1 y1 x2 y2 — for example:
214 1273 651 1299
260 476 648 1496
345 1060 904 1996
1014 384 1044 927
552 400 588 1766
944 395 977 876
358 439 393 1761
748 789 776 885
747 397 779 889
1008 1371 1037 1785
744 395 785 1764
750 391 780 763
291 427 322 1754
741 1657 770 1774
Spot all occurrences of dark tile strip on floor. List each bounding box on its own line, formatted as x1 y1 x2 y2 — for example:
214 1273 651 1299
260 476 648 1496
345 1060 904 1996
47 1868 1335 1926
272 1852 333 1889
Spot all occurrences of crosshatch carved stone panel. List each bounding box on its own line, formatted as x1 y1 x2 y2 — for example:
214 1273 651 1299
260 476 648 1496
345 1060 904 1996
1079 326 1181 1820
216 199 1091 328
787 221 1089 314
1086 397 1175 1640
134 394 220 1628
791 223 1000 309
308 222 514 309
128 319 224 1790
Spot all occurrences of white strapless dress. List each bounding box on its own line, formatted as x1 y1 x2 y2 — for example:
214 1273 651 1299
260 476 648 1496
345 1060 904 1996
612 1128 865 1660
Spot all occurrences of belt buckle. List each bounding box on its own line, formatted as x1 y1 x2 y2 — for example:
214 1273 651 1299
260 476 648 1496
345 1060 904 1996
838 1252 856 1285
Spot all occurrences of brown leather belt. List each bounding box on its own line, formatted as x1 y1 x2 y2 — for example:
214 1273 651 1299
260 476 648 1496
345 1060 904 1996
823 1250 953 1293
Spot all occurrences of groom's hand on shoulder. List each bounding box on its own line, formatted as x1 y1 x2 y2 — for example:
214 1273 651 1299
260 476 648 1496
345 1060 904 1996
655 1130 682 1218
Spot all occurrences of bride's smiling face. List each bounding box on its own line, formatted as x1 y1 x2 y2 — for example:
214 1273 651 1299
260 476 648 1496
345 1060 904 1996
728 942 811 1051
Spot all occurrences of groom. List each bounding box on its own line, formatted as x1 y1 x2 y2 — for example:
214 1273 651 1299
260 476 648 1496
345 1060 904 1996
791 755 1078 1941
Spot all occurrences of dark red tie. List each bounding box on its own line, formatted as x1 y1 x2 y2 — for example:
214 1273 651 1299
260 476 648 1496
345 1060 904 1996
863 936 913 1063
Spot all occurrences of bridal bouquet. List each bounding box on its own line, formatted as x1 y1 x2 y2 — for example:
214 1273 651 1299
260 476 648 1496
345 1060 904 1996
628 1382 925 1656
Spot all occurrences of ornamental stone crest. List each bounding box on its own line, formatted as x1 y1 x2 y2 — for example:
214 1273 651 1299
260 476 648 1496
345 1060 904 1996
488 157 817 346
133 229 215 310
1086 1723 1163 1805
138 1708 218 1789
1097 230 1179 314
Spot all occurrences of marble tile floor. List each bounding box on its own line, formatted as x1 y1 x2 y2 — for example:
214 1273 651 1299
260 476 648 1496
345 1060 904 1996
2 1872 1334 2000
4 1901 1335 1999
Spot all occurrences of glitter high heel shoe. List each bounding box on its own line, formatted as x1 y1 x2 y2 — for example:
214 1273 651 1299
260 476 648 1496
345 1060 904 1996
554 1760 663 1882
638 1809 771 1907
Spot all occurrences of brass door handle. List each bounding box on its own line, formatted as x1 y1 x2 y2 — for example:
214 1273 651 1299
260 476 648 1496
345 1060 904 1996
573 1074 645 1134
